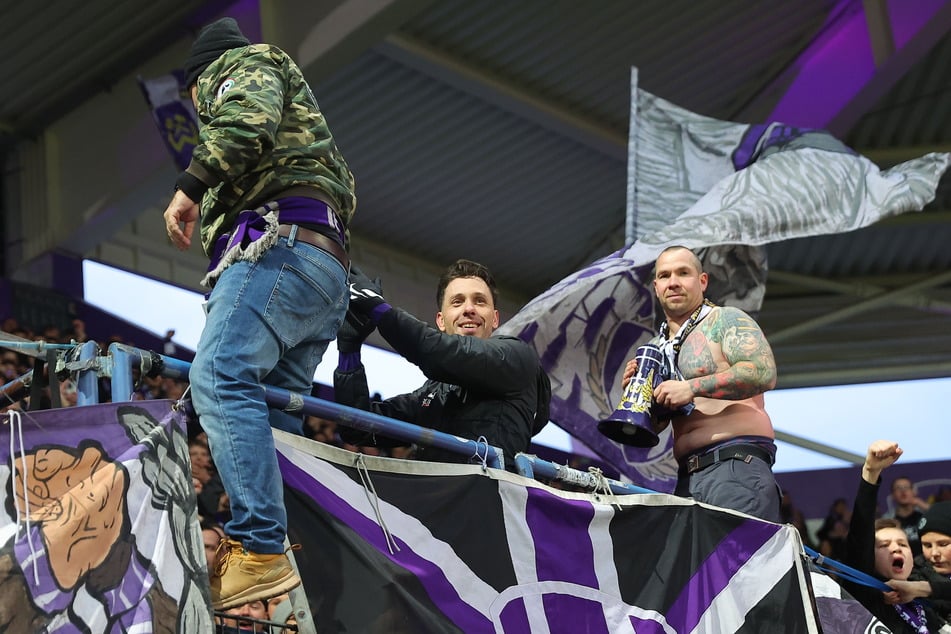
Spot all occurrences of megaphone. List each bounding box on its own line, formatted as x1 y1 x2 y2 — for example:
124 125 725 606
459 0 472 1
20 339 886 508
598 344 665 447
598 343 695 447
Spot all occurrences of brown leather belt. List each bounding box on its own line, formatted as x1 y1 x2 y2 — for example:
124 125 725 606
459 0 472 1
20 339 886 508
277 224 349 271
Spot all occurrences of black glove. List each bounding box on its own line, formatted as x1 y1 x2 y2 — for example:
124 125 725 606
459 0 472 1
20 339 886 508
348 265 391 323
337 310 376 354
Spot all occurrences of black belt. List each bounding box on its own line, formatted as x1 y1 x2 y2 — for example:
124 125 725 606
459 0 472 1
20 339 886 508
684 443 773 474
278 224 349 271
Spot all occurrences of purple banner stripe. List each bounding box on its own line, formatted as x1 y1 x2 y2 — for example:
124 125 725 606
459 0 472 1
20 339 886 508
498 597 530 632
544 593 609 633
525 487 598 587
667 519 781 632
629 615 668 634
278 453 493 633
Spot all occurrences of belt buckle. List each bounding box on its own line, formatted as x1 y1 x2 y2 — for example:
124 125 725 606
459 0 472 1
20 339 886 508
687 454 700 473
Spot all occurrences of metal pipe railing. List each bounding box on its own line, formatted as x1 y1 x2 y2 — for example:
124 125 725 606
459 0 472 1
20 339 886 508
76 341 100 406
513 453 656 495
107 344 506 470
4 339 655 489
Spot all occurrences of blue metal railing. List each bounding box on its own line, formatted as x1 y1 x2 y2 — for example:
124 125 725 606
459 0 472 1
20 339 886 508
3 339 651 487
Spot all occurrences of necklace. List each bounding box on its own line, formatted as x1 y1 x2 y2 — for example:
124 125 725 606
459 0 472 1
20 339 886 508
658 299 716 379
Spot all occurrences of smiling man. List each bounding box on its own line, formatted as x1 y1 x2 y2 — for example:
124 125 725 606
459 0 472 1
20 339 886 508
333 259 550 469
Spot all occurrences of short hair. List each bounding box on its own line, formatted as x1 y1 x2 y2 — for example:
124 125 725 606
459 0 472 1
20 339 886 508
200 518 225 537
654 246 703 277
436 259 498 308
875 518 902 532
891 476 913 491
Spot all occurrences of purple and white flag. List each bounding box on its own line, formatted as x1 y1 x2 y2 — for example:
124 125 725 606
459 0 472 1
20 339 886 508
277 432 819 633
138 71 200 171
499 69 950 492
809 570 891 634
0 401 212 632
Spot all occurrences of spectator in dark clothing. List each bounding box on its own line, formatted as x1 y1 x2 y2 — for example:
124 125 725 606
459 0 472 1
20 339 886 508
817 497 851 562
887 502 951 626
884 475 931 558
842 440 949 633
780 491 815 549
334 259 550 469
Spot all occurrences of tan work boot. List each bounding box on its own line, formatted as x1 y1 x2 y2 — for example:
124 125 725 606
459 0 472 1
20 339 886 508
210 538 301 611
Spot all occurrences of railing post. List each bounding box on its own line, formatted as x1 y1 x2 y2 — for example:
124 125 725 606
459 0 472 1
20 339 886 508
108 342 134 402
76 340 100 406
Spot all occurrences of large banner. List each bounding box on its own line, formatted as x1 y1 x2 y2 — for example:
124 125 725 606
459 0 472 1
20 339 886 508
0 401 212 633
277 432 819 633
499 70 951 491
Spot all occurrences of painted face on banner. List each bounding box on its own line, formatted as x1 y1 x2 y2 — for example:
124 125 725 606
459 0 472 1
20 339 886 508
14 446 126 589
436 277 499 339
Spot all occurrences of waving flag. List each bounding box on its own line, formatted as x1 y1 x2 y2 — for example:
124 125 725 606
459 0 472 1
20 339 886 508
499 69 951 491
277 432 819 633
138 71 200 171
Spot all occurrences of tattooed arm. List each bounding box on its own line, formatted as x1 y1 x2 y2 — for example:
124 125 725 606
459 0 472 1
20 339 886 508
653 306 777 408
685 306 777 400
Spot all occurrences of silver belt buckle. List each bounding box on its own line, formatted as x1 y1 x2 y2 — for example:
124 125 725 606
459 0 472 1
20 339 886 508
687 454 700 473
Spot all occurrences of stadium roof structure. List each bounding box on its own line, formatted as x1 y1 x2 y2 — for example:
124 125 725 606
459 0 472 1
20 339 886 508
1 0 949 466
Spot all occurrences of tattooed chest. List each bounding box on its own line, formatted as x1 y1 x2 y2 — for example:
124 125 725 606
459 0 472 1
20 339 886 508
676 334 719 379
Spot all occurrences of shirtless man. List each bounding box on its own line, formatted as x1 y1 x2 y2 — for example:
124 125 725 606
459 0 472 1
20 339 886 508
622 246 781 521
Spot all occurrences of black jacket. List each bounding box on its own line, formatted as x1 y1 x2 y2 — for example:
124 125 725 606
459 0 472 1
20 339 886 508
915 555 951 624
334 308 550 468
843 478 949 633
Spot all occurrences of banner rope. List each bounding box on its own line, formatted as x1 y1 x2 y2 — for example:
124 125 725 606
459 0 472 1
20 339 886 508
354 454 400 555
5 410 41 583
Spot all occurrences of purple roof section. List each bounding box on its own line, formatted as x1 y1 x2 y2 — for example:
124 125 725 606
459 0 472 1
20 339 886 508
743 0 951 136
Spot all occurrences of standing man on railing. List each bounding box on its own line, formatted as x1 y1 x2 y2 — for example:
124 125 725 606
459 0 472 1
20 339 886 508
334 259 550 469
162 17 355 610
620 246 781 521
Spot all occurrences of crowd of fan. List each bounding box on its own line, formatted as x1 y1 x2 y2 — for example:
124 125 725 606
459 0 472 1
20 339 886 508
782 479 951 556
0 316 189 411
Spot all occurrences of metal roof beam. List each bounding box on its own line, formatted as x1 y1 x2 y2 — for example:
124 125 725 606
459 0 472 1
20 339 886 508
768 269 951 314
376 33 628 162
774 430 864 465
859 143 951 165
778 359 951 388
264 0 437 84
862 0 896 66
768 269 951 343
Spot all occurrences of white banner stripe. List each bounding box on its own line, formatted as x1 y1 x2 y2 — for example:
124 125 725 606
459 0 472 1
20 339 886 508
277 438 500 615
691 526 819 634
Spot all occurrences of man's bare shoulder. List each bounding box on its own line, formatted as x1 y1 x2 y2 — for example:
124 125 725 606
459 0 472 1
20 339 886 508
696 305 761 338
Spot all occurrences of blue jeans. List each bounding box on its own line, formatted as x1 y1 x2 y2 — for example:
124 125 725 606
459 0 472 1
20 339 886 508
190 233 347 553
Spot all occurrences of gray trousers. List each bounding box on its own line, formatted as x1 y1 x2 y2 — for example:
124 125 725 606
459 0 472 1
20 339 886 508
675 455 782 522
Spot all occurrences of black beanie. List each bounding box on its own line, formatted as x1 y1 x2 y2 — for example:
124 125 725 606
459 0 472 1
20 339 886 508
183 17 251 88
919 501 951 538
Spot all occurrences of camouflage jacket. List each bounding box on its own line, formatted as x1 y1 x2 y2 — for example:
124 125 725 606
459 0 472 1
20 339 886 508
188 44 356 256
